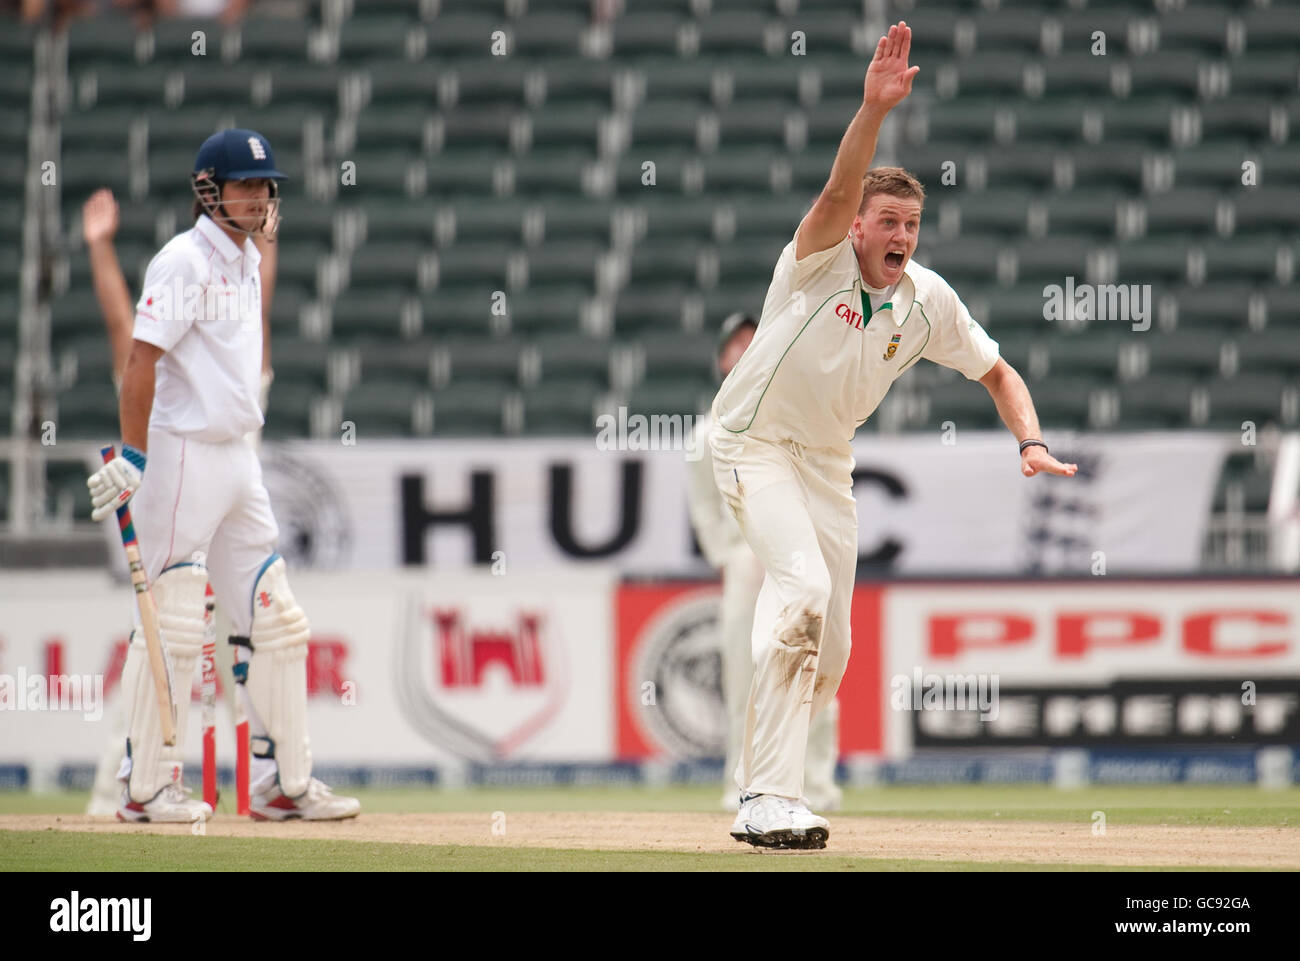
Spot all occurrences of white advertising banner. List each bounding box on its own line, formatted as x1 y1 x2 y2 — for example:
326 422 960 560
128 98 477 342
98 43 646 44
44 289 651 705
0 569 615 772
257 432 1229 575
882 582 1300 757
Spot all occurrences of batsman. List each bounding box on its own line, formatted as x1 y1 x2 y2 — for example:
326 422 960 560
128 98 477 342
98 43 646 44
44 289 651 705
713 23 1077 848
86 129 359 823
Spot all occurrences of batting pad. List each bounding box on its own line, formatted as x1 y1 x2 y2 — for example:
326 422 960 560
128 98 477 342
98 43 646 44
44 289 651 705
245 557 313 798
121 566 208 802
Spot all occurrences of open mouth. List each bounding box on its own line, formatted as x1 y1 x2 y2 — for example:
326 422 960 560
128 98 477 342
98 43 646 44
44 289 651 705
884 250 905 270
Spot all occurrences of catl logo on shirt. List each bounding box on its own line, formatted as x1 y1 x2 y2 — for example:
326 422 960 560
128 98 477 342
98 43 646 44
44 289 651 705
835 302 864 330
883 333 902 360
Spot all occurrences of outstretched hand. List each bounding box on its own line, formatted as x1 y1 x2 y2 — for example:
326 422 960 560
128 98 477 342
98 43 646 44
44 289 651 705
864 21 921 113
1022 446 1078 478
82 188 119 247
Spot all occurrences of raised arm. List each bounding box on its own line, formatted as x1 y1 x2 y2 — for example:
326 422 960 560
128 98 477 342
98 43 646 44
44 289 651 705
82 189 134 383
795 21 920 260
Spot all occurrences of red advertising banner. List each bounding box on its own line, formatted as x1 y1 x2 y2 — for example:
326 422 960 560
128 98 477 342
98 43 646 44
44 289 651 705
616 582 884 759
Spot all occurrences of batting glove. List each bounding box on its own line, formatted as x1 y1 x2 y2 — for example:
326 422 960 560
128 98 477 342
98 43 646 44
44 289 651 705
88 445 146 522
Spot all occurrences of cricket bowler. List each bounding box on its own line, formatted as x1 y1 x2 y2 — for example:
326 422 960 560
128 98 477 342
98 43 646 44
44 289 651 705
713 23 1077 849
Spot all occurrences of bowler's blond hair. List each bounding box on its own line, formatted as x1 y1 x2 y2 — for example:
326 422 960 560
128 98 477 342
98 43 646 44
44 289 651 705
858 167 926 215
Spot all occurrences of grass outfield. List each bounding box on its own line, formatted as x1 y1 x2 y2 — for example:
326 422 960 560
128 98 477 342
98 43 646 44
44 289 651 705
3 783 1297 825
3 785 1297 871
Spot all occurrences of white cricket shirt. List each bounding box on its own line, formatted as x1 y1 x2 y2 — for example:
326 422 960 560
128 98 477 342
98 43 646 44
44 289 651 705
712 231 1000 450
133 215 265 443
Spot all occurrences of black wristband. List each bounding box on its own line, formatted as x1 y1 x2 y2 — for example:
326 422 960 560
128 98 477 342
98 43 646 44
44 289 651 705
1019 439 1048 455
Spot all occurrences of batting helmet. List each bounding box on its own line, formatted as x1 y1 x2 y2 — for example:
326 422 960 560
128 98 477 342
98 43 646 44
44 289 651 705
191 129 288 240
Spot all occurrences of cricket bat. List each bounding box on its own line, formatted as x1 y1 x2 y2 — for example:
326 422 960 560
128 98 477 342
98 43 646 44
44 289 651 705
101 446 177 746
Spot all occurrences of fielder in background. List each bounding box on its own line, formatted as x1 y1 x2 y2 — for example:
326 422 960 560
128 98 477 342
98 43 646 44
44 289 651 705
86 129 359 823
687 313 841 814
712 23 1077 849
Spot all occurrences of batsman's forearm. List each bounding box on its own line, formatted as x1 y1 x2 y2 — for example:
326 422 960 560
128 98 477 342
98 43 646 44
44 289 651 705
119 353 156 453
989 366 1042 442
87 240 135 381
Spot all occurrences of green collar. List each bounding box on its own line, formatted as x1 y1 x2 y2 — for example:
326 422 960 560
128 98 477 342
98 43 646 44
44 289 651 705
861 289 893 321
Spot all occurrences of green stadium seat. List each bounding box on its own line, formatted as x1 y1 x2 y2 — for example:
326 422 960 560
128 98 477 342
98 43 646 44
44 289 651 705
1204 375 1292 428
538 60 614 108
55 382 120 440
1234 330 1300 377
1263 287 1300 328
696 12 770 55
1200 99 1276 143
426 15 504 59
921 378 1002 430
1115 239 1189 284
355 339 435 388
356 112 431 153
630 102 703 149
948 55 1027 98
426 153 503 196
915 240 999 285
349 242 429 291
266 67 341 110
511 13 588 56
525 242 602 287
268 283 310 329
342 382 428 437
1042 54 1113 97
235 17 314 64
514 150 590 195
535 334 612 388
508 286 588 336
717 101 790 150
67 17 144 69
432 384 504 436
1117 376 1196 429
339 17 420 62
700 152 776 193
1168 285 1251 330
947 190 1030 236
521 382 600 436
60 151 134 197
1228 55 1299 97
1056 11 1139 56
434 242 513 289
1127 54 1202 99
444 338 523 387
275 242 330 291
263 380 316 438
151 19 224 64
614 287 691 336
1230 188 1300 233
331 290 413 341
1101 99 1176 145
1173 143 1258 189
981 146 1057 188
1242 8 1300 53
629 240 706 287
612 13 686 56
1045 333 1125 381
46 459 95 522
268 337 329 390
421 289 494 338
1071 145 1146 190
1201 237 1285 284
439 61 528 106
717 239 789 285
1156 7 1231 54
973 10 1046 54
626 379 714 420
1144 331 1228 378
895 10 960 56
531 201 610 244
1144 188 1220 235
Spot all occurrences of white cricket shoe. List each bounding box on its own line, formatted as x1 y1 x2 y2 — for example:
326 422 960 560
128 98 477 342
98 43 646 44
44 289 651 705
730 794 829 849
117 783 213 824
249 778 361 821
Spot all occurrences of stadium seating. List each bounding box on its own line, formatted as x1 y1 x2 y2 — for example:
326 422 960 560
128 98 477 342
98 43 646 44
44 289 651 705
0 0 1289 548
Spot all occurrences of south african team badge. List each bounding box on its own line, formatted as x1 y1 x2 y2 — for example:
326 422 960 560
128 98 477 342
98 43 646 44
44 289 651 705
883 333 901 360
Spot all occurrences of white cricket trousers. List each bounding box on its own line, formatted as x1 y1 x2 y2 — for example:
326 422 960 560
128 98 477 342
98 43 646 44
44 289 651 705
709 426 857 800
719 544 840 806
118 427 279 800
